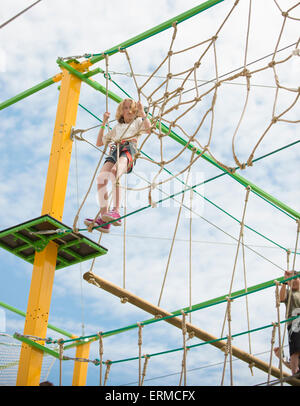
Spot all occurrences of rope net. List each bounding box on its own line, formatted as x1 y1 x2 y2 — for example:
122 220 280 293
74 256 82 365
0 334 56 386
73 0 299 228
100 0 299 180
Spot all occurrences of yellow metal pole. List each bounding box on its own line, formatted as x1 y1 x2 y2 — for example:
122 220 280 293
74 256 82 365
72 341 91 386
16 68 82 386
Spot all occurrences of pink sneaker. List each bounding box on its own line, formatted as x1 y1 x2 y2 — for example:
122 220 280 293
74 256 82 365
101 209 122 226
84 217 111 233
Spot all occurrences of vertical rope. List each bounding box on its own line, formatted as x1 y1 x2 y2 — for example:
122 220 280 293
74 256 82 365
58 339 64 386
227 297 234 386
267 323 277 385
114 142 120 212
157 154 194 307
275 282 283 385
181 310 187 386
104 53 110 126
98 332 104 386
231 0 252 169
72 142 108 232
74 136 85 336
292 220 300 271
243 0 252 67
286 249 291 271
137 323 143 386
141 355 150 386
119 47 141 101
123 173 127 289
241 215 253 375
189 185 193 324
221 186 251 337
104 360 112 386
221 343 229 386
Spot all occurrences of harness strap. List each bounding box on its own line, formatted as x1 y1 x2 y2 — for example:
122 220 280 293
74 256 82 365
123 147 133 172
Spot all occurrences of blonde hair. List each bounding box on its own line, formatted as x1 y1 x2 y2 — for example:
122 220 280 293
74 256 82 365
116 98 138 123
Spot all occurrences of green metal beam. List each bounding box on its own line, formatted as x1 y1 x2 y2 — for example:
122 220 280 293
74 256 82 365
0 67 105 112
60 273 299 345
88 0 224 64
13 333 89 359
13 333 61 359
0 77 56 111
57 59 121 103
0 1 223 111
0 301 73 338
105 274 289 337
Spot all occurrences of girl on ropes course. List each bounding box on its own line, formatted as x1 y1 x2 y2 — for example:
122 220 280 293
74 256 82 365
279 270 300 376
85 98 151 233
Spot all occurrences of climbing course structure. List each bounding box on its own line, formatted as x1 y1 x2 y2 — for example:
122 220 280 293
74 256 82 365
0 0 299 386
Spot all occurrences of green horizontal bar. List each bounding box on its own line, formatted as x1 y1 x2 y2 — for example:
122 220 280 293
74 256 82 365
89 0 224 64
60 273 300 345
1 1 223 112
13 333 61 359
0 301 74 338
0 63 104 112
0 77 55 111
110 315 300 365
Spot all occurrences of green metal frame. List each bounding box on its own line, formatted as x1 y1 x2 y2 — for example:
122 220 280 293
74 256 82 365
0 215 107 270
0 0 224 111
0 301 74 338
13 333 61 359
88 0 224 63
13 333 89 359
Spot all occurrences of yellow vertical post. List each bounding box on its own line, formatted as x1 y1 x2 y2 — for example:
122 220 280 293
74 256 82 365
16 67 83 386
72 341 91 386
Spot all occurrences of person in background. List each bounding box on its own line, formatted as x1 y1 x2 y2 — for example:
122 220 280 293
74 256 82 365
278 270 300 376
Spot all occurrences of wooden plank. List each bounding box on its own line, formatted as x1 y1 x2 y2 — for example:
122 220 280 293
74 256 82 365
83 271 300 386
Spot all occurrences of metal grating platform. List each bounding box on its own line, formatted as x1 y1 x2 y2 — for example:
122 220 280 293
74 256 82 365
0 215 107 270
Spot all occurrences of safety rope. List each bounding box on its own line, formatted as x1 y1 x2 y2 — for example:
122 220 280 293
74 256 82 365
221 186 251 337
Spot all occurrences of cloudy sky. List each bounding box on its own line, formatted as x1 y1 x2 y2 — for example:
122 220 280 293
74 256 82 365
0 0 299 387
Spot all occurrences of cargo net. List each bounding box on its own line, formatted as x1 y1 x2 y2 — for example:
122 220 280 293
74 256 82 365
86 1 296 181
121 1 300 172
70 0 300 220
0 334 56 386
72 0 299 233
